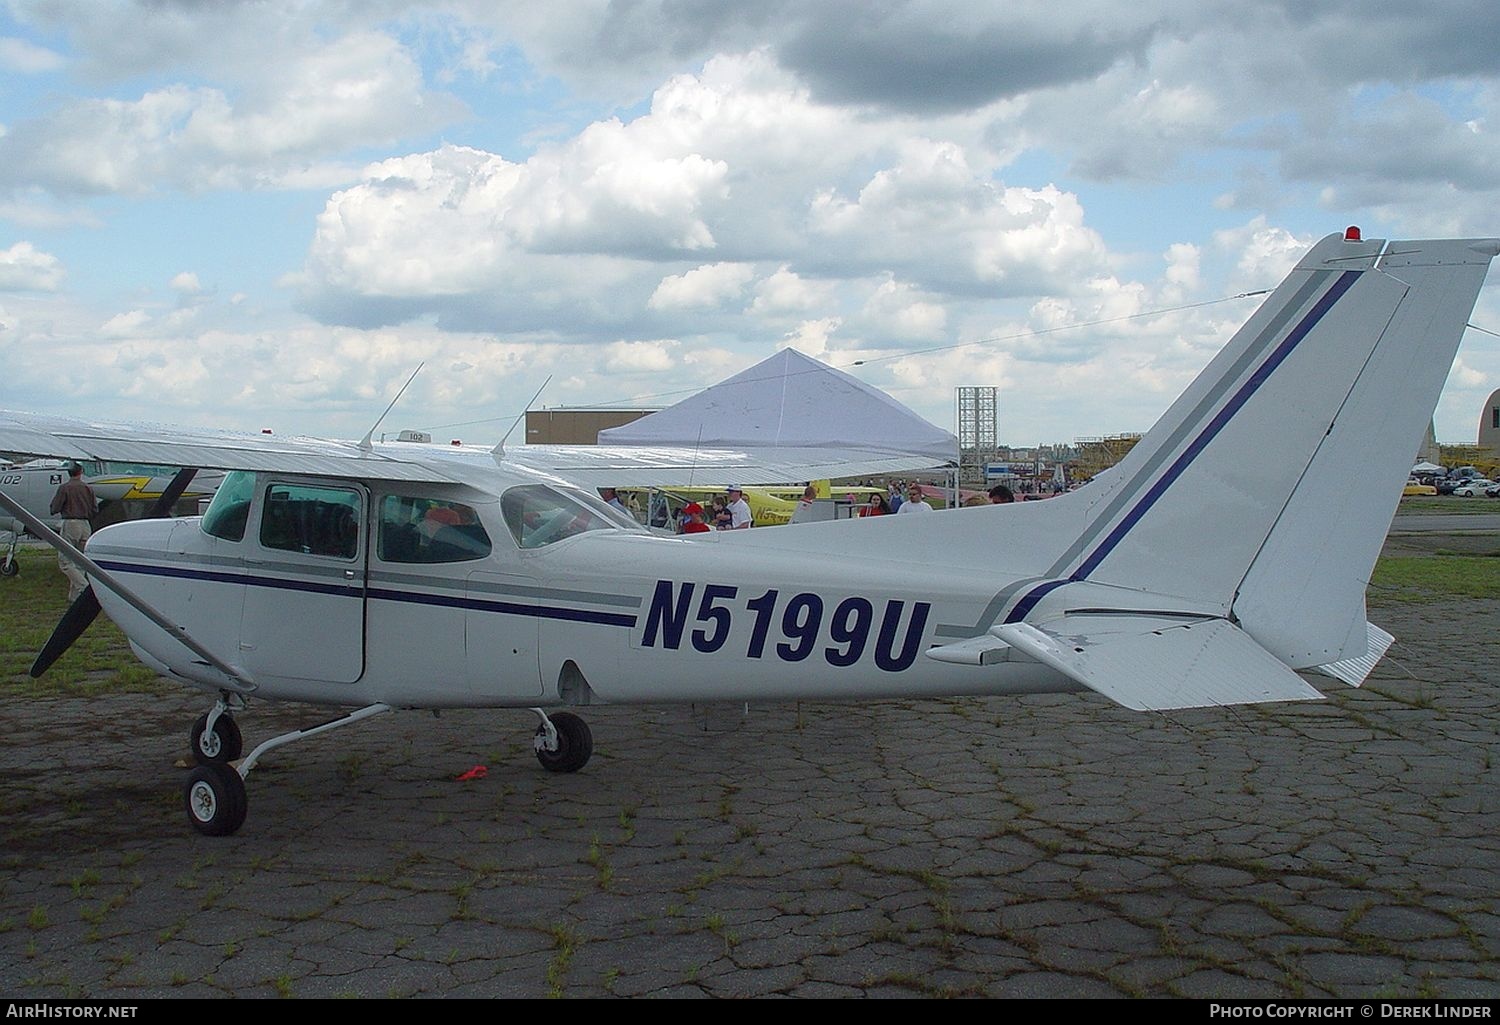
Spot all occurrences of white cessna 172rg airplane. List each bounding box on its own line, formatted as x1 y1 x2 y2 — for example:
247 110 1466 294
1 229 1495 836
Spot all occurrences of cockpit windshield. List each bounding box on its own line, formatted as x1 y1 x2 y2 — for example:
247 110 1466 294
201 470 255 542
501 484 638 549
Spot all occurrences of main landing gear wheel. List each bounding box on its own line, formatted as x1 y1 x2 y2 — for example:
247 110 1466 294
535 712 593 773
0 558 17 578
184 763 248 836
190 712 243 764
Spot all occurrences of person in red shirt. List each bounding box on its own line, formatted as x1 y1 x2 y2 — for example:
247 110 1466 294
680 502 711 534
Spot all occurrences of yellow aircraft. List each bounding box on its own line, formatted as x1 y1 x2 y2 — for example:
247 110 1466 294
618 486 797 528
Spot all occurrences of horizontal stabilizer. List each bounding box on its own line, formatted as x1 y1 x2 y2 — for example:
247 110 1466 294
992 616 1325 712
924 633 1012 666
1315 622 1394 688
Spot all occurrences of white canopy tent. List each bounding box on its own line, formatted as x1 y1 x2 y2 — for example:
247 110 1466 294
598 348 958 471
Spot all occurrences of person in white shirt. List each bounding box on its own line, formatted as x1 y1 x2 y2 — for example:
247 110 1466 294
725 486 753 529
896 483 933 514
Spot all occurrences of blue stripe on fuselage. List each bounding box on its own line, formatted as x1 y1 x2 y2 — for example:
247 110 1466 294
93 559 638 628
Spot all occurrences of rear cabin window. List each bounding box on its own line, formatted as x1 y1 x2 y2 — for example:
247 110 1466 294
201 470 255 542
377 496 492 564
259 483 362 559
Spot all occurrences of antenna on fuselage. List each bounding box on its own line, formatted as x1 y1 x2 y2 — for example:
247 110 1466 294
492 375 552 458
359 363 425 452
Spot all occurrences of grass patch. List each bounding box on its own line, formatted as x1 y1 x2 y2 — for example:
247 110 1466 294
0 550 170 693
1395 496 1498 515
545 924 579 999
1369 555 1500 605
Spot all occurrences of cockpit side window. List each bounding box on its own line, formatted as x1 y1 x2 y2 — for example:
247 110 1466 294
377 495 493 564
201 470 255 542
501 484 632 549
259 482 362 559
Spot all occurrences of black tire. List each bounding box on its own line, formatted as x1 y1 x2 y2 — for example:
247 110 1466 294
0 559 17 578
190 712 243 764
535 712 593 773
184 763 248 836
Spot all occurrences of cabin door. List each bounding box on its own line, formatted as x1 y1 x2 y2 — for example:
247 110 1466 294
240 479 368 684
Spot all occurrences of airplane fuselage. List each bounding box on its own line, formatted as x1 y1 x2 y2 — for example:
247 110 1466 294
84 469 1089 709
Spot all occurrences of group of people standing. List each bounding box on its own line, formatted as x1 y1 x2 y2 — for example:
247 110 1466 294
678 486 750 532
861 480 1014 517
612 478 1020 535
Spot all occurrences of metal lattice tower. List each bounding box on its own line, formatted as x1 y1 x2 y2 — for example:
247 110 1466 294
956 386 998 484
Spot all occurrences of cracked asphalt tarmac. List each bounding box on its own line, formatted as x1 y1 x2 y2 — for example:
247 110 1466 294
1 530 1497 998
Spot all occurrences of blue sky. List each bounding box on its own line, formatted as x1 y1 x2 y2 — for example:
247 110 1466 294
2 1 1498 446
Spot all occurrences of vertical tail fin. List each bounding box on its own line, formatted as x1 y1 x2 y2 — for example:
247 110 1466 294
1037 233 1497 665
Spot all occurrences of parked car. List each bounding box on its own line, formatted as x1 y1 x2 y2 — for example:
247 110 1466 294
1486 483 1500 498
1403 479 1438 496
1453 479 1496 497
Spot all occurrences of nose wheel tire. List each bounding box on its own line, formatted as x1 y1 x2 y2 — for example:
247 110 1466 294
534 712 593 773
191 712 243 764
184 763 248 836
0 558 17 578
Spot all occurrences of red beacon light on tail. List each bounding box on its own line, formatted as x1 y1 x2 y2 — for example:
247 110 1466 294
1345 226 1362 241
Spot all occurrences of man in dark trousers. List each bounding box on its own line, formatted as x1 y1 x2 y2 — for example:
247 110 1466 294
49 463 95 600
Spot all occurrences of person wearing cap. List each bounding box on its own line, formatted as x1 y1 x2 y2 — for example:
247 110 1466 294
680 502 711 534
725 486 753 529
49 463 96 600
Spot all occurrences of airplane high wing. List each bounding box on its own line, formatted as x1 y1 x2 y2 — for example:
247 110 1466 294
502 443 951 489
0 229 1495 837
0 412 949 490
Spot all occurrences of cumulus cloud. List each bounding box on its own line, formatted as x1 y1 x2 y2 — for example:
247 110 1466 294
773 1 1159 113
648 262 755 311
603 339 676 372
747 267 830 317
1213 218 1317 293
463 1 1162 114
857 278 948 343
4 1 1499 445
1273 91 1500 199
0 191 102 230
100 309 150 337
0 29 461 196
0 35 64 74
782 317 842 359
808 145 1110 295
169 272 202 295
0 242 63 291
293 51 1115 341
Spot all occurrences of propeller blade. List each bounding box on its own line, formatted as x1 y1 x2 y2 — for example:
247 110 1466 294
30 586 101 678
147 467 198 518
30 467 198 677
